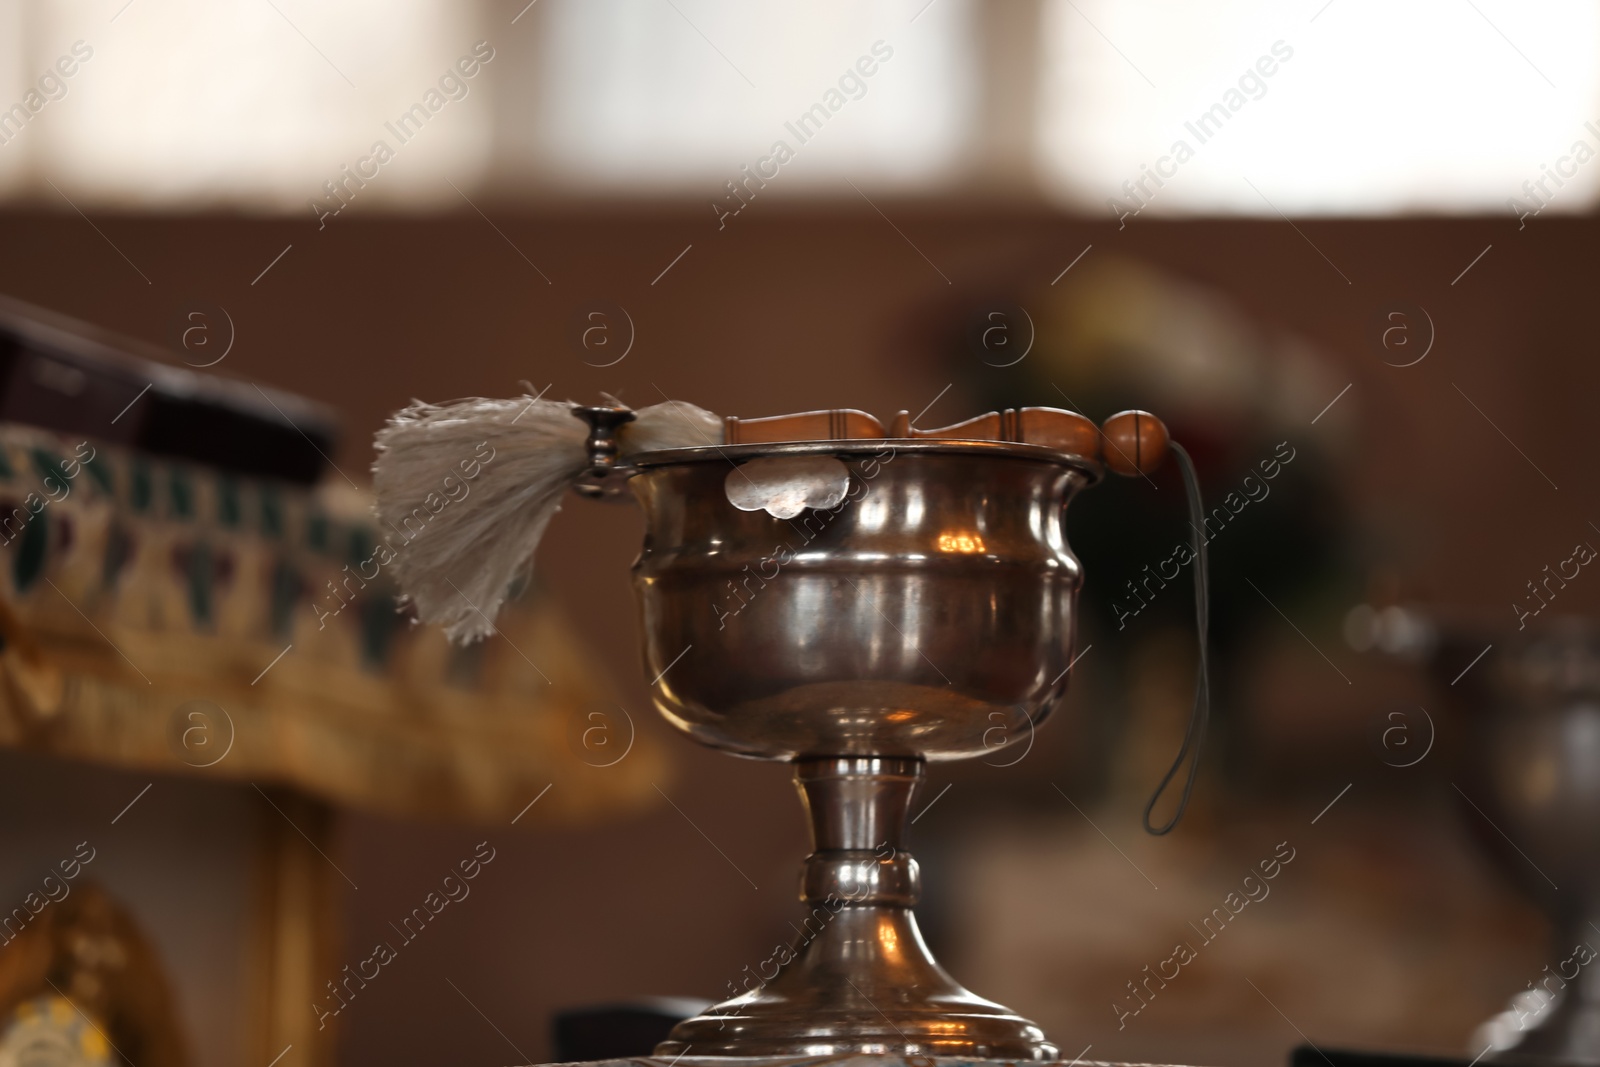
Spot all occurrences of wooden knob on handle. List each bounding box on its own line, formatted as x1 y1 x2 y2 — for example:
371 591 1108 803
1100 410 1169 476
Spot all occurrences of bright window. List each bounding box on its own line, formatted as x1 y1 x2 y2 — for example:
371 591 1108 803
4 0 490 210
1035 0 1600 215
2 0 1597 217
533 0 977 191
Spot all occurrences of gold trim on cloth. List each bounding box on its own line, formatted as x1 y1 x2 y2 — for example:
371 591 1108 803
0 425 665 824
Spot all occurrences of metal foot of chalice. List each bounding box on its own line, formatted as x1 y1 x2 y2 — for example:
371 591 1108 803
571 404 1210 1061
1440 619 1600 1065
1351 604 1600 1064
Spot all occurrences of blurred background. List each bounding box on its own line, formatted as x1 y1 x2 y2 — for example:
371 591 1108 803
0 1 1595 1065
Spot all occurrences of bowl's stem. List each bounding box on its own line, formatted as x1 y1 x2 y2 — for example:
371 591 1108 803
654 756 1059 1060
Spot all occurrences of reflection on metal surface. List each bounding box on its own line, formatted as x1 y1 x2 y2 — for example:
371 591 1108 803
936 530 986 553
724 455 852 519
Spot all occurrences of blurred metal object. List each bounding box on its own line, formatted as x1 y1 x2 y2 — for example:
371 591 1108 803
1436 618 1600 1064
619 438 1101 1059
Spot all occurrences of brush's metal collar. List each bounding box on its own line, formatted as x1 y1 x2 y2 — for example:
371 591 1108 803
573 404 636 499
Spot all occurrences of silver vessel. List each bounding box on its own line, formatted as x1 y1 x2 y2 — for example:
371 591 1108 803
575 405 1202 1060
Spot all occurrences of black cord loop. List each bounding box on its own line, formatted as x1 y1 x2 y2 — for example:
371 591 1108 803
1141 440 1210 835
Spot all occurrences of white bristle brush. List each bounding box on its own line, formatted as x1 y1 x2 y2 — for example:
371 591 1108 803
372 392 721 643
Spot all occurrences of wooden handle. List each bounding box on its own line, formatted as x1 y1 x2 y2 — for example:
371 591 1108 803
888 410 1003 440
889 406 1099 457
725 409 886 445
723 407 1158 471
1100 410 1169 476
1014 407 1099 456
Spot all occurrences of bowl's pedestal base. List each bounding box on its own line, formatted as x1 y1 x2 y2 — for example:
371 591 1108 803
656 905 1053 1059
653 757 1055 1061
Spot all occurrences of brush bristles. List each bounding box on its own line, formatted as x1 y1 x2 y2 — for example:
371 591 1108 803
372 394 721 644
623 399 724 452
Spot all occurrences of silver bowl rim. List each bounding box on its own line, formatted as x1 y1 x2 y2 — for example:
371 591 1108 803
627 437 1104 482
